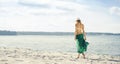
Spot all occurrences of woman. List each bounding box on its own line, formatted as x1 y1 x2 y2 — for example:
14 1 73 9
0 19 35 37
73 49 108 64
74 18 88 59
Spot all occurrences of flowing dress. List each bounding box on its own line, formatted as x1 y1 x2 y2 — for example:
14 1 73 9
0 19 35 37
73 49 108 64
76 34 89 53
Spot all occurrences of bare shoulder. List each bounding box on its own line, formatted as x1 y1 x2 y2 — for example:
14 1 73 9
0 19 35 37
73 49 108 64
75 23 77 26
81 24 84 29
82 24 84 27
75 23 77 25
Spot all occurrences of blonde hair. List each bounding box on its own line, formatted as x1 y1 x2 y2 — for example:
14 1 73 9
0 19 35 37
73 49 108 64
76 19 82 24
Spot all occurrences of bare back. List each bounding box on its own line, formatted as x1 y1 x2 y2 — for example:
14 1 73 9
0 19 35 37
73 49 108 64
75 23 84 35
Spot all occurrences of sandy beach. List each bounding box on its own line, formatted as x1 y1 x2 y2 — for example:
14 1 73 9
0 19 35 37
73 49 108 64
0 47 119 64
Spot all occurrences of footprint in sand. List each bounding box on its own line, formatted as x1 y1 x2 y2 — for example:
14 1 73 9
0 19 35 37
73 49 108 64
15 59 24 62
0 59 8 62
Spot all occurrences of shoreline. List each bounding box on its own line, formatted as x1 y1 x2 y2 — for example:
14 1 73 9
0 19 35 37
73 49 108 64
0 47 120 64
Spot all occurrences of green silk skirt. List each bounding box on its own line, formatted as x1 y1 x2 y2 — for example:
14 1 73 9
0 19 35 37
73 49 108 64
76 34 89 53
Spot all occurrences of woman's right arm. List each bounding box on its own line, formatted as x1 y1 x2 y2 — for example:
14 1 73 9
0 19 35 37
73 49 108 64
74 24 77 40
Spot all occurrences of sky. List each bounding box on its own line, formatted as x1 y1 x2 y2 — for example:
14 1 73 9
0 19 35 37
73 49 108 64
0 0 120 33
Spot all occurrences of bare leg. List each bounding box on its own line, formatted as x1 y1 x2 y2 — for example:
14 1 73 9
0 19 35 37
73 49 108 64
76 53 80 59
82 53 85 59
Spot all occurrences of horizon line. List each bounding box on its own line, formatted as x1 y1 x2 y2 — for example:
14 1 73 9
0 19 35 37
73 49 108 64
0 30 120 34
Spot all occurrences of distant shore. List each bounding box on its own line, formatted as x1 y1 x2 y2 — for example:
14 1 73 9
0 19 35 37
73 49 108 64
0 30 120 35
0 47 120 64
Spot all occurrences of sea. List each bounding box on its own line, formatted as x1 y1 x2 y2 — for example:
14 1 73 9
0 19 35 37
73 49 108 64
0 34 120 56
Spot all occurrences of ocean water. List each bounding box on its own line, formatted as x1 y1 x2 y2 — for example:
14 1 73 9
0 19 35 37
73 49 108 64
0 35 120 56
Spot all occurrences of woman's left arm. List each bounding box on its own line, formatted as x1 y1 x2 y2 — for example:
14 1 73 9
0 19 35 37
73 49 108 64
83 24 86 40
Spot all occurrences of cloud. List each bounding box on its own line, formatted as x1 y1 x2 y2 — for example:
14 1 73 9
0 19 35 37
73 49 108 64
19 0 90 13
0 0 90 17
110 6 120 16
18 1 49 8
0 0 120 32
0 0 18 3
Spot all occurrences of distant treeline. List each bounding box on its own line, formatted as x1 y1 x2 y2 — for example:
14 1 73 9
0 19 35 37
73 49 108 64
17 32 120 35
17 32 73 35
0 30 17 35
0 30 120 35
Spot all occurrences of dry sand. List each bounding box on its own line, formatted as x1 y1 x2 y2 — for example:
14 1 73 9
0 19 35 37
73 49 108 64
0 47 120 64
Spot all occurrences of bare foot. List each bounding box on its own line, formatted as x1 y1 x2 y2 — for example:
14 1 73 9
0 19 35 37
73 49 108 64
83 56 86 59
76 56 79 59
82 53 86 59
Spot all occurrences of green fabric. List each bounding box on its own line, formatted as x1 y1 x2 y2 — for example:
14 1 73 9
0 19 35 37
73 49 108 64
76 34 89 53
